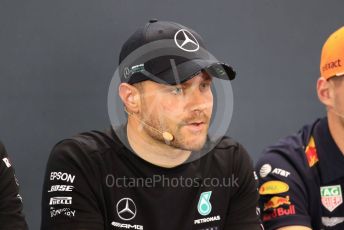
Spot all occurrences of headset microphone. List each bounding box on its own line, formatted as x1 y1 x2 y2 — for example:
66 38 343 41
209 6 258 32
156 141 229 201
124 108 174 142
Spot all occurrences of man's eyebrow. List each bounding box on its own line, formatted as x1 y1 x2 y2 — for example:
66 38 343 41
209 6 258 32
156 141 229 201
203 74 213 81
180 73 212 87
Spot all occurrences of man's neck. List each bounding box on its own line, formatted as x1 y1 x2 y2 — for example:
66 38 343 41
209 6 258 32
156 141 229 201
126 119 191 168
327 112 344 156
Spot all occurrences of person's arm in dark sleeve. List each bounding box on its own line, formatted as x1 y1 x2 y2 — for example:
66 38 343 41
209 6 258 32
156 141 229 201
255 152 312 230
0 141 28 230
41 139 104 230
224 144 263 230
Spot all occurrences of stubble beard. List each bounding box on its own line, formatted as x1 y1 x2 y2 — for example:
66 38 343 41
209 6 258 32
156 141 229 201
139 110 209 152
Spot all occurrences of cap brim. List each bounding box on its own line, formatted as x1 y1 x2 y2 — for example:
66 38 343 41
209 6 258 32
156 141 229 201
156 59 236 85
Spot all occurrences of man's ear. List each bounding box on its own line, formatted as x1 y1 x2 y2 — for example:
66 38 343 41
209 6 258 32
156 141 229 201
118 83 141 113
317 77 334 108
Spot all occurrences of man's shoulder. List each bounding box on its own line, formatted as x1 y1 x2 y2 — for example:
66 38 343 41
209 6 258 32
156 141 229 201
50 128 120 160
214 136 240 149
212 136 253 165
70 129 114 150
260 133 304 163
213 136 247 156
257 119 321 172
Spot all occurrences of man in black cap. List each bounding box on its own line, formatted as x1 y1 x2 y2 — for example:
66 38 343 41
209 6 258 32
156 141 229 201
0 141 28 229
41 19 262 230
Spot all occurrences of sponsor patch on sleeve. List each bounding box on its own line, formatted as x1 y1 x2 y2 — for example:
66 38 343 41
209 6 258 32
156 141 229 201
263 195 291 211
259 181 289 195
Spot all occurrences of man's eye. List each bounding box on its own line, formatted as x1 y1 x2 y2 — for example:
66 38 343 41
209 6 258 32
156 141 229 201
171 87 183 95
200 82 211 89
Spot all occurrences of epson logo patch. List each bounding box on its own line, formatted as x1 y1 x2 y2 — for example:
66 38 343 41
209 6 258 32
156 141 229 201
50 172 75 183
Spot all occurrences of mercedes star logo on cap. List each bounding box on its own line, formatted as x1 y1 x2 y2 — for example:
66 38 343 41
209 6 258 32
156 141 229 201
116 198 137 221
174 29 200 52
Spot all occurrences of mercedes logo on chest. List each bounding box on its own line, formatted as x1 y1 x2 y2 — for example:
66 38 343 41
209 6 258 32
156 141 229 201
174 29 200 52
116 197 137 221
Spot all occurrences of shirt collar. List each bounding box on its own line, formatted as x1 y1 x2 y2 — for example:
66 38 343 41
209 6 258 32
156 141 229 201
313 117 344 184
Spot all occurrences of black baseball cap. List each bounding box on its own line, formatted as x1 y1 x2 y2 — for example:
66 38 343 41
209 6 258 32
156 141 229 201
118 19 236 85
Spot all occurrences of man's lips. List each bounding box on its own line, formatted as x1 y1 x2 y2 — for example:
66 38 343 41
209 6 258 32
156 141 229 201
188 121 205 125
184 121 206 132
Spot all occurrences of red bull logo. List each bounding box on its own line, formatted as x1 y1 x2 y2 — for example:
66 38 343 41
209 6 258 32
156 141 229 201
305 136 319 167
262 205 296 221
264 196 291 211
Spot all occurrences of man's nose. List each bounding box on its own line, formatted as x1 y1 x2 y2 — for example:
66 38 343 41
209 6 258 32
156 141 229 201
188 88 211 111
